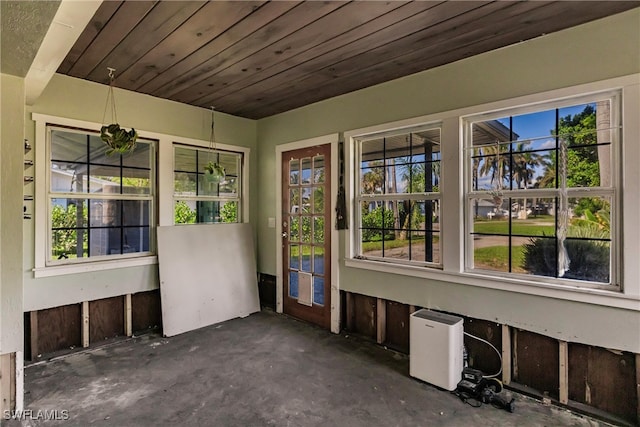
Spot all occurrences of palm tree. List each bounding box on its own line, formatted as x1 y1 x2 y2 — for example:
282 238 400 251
361 160 384 195
511 142 544 219
477 143 509 191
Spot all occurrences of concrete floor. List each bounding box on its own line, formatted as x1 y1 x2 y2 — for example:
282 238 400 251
12 310 610 426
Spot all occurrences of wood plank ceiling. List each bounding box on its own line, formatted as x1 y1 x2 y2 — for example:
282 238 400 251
58 1 639 120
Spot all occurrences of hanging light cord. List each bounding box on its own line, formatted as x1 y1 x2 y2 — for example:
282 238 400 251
208 106 216 162
102 67 118 125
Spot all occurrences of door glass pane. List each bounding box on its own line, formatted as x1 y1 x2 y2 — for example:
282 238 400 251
290 189 300 213
301 187 311 213
313 217 324 244
313 276 324 306
301 217 311 243
289 159 299 185
313 247 325 275
290 244 300 270
289 272 298 298
300 245 311 272
313 187 324 213
301 157 312 184
289 216 299 241
313 155 324 183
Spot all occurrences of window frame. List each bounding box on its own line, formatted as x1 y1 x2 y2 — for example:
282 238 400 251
462 90 621 291
353 122 443 268
172 143 243 225
46 125 157 267
344 75 639 307
33 114 161 278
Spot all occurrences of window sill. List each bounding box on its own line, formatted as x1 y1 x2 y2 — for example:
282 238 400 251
344 258 640 311
33 256 158 278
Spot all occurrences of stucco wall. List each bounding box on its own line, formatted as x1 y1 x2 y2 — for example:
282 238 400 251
1 74 25 353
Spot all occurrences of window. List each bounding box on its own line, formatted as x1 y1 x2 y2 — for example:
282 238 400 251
464 92 619 288
48 126 156 264
355 125 442 267
173 145 242 224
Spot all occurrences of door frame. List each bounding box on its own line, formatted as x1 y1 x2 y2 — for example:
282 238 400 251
275 134 340 333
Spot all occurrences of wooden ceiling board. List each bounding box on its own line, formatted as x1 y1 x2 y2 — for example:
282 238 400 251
57 1 640 119
215 0 491 114
333 0 640 108
68 1 158 78
236 1 635 119
191 1 441 108
227 0 504 117
170 0 410 105
57 1 122 75
153 1 345 101
85 1 207 84
135 1 300 95
116 1 263 90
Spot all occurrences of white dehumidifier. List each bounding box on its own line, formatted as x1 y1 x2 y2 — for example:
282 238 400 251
409 309 464 391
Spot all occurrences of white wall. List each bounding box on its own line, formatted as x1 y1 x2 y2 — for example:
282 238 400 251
255 9 640 352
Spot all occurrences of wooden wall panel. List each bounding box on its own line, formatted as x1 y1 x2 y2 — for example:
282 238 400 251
568 343 637 424
384 301 409 354
512 329 559 399
463 318 502 378
89 296 124 343
0 352 15 413
345 293 377 340
132 290 162 334
36 304 82 356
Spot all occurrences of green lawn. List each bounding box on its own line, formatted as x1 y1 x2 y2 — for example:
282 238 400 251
473 245 526 273
361 235 439 252
474 217 555 236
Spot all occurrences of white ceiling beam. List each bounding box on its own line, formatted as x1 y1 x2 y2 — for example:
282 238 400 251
25 0 102 105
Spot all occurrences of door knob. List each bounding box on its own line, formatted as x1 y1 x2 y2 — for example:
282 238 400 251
282 231 288 239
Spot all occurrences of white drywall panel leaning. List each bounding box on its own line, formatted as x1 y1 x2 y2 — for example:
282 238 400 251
157 223 260 337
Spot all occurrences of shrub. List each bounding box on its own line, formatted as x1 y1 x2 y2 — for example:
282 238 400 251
521 236 609 283
361 206 394 242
